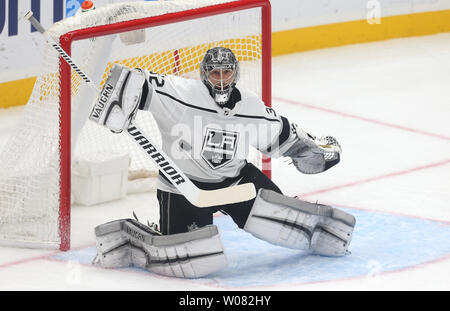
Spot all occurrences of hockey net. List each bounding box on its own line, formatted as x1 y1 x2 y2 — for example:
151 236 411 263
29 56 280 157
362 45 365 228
0 0 271 250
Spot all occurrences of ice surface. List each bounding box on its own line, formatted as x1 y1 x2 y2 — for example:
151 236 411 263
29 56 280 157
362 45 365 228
0 33 449 290
50 209 450 289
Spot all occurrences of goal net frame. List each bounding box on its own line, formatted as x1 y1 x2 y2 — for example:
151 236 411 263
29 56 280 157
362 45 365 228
3 0 272 251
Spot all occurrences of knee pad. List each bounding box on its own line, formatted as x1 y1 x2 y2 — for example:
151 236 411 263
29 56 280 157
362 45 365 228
243 189 356 256
93 219 228 278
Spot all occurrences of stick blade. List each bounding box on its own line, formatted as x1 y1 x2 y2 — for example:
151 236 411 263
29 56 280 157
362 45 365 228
195 183 256 208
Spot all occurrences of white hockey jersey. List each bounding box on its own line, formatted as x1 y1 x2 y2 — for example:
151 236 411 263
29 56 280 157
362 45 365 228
138 72 295 193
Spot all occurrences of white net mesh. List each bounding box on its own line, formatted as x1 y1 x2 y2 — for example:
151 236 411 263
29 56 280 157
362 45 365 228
0 0 265 248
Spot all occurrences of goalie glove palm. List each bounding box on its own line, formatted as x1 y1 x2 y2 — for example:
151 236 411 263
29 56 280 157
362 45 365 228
90 64 146 133
285 124 341 174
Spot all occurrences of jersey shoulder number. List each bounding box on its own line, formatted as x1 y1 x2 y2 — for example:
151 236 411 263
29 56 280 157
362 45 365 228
147 71 166 87
265 107 277 118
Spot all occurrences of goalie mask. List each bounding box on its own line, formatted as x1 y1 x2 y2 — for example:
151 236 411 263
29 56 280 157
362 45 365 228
200 47 240 106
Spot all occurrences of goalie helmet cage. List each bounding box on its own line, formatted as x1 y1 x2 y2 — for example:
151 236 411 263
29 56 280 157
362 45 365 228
0 0 271 251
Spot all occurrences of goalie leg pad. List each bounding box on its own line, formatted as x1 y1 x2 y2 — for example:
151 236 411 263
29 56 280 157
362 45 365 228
243 189 356 256
89 64 146 133
93 219 228 278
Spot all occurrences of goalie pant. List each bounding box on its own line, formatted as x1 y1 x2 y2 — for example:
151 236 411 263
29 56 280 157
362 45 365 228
158 162 356 257
157 162 281 235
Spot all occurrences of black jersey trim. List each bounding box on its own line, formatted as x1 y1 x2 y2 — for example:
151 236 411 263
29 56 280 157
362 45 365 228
155 89 281 123
155 90 218 114
278 116 292 146
138 79 149 111
233 114 280 122
265 116 291 153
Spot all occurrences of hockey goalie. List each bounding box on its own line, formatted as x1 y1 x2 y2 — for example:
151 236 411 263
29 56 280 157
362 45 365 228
91 47 356 278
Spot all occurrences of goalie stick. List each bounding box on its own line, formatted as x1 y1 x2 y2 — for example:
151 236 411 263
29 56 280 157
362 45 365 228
25 11 257 208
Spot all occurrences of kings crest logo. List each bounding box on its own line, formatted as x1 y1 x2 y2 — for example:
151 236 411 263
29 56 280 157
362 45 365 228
201 128 239 169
